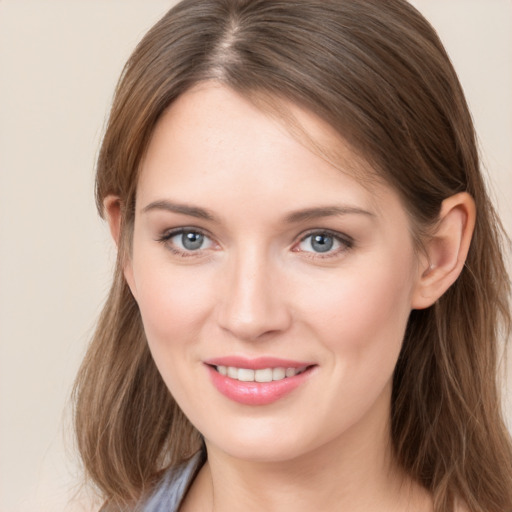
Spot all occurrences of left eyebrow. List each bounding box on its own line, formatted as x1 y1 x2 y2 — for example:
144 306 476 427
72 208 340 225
141 200 216 221
284 205 375 223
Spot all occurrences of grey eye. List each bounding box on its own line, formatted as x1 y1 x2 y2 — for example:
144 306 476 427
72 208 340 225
309 234 334 253
159 228 216 254
296 231 351 255
311 235 334 252
180 231 205 250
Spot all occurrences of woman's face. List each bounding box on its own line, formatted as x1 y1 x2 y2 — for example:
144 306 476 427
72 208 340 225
125 83 425 463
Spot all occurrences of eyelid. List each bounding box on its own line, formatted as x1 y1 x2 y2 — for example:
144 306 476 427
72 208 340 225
297 228 353 244
157 226 211 241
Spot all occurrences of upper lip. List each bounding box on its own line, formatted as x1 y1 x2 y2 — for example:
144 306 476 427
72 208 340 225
203 356 315 370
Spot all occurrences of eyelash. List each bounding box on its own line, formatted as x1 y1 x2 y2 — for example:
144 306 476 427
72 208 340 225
156 227 354 259
156 227 215 258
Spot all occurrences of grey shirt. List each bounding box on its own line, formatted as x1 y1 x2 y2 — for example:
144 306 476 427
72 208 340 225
138 451 205 512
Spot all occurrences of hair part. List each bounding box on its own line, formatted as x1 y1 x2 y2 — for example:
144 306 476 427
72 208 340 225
73 1 512 510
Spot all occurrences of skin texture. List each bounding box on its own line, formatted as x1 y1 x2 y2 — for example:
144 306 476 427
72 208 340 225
106 83 475 511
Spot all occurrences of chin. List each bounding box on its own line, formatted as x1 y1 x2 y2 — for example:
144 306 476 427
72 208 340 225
211 438 309 464
201 417 328 464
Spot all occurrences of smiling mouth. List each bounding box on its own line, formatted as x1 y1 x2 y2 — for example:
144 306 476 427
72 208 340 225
206 361 316 405
211 365 311 383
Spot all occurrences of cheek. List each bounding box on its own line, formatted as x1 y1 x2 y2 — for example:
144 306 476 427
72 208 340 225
291 254 416 436
131 258 218 410
131 253 216 350
300 251 416 366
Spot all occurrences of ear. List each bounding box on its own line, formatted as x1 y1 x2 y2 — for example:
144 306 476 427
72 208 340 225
103 195 137 299
103 195 123 246
411 192 476 310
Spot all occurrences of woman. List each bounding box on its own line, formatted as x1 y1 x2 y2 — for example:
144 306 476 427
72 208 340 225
73 0 512 511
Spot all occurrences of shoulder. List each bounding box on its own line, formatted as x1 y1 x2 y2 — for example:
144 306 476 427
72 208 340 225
137 451 205 512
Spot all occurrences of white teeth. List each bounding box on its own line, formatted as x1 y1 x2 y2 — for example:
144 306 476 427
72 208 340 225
255 368 273 382
285 367 296 378
272 367 286 380
216 365 306 382
237 368 255 382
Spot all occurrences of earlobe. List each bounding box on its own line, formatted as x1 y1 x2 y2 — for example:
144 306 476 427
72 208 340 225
103 195 138 300
412 192 476 310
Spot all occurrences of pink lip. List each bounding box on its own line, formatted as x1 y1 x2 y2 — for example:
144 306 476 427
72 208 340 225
204 357 316 406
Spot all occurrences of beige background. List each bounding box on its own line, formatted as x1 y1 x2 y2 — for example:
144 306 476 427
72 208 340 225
0 1 510 511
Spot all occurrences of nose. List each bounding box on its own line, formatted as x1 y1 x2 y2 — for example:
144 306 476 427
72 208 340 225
216 248 292 341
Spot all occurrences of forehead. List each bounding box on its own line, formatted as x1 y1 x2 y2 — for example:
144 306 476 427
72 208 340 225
137 82 402 224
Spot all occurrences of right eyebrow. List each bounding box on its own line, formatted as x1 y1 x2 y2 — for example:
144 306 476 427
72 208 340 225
284 205 375 223
141 200 216 221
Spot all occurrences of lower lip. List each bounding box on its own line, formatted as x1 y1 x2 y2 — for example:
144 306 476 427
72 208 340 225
206 365 314 406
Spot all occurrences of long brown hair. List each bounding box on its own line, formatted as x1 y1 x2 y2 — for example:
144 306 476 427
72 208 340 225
73 1 512 510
